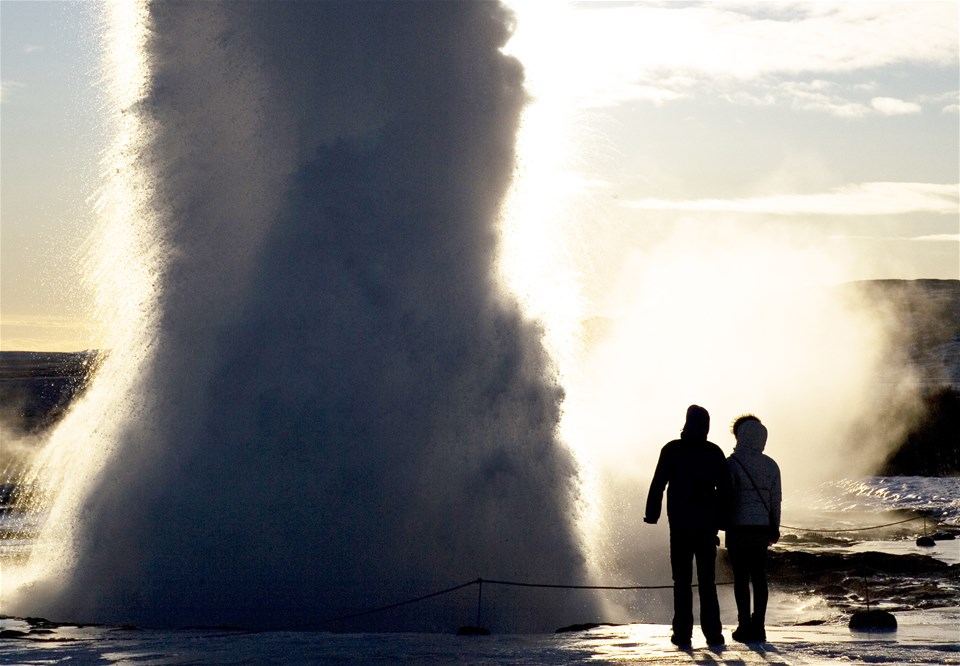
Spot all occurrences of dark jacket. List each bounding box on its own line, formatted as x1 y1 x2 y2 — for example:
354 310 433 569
644 435 733 532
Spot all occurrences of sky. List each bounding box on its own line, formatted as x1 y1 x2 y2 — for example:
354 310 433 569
2 0 958 352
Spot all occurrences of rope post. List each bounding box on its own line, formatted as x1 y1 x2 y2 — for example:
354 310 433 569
476 578 483 628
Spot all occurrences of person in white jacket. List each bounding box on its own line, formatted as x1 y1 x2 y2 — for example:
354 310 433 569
726 415 781 643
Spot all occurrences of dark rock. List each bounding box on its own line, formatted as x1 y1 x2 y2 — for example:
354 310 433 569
555 622 621 633
770 549 949 576
456 626 490 636
819 584 849 597
878 386 960 476
779 533 855 548
849 609 897 632
916 536 936 547
0 630 29 639
932 532 956 540
768 549 960 616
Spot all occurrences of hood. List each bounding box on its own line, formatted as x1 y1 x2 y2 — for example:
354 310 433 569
680 404 710 441
734 419 767 455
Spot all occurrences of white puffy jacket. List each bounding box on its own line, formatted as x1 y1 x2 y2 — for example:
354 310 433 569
728 420 781 528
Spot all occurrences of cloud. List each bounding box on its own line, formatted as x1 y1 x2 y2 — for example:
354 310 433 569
622 182 959 216
871 96 922 116
909 234 960 243
0 315 91 330
731 84 931 118
593 2 956 76
777 79 873 117
579 81 687 109
526 2 958 110
917 89 960 114
0 80 25 104
768 85 924 118
828 233 960 243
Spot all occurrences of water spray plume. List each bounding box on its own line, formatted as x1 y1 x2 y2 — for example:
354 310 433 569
9 1 596 632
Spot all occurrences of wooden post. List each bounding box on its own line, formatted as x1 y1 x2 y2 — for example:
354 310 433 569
476 578 483 628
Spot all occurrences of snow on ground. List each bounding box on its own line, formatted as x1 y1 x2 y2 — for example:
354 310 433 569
1 609 957 665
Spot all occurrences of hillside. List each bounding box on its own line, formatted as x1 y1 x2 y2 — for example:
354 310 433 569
0 350 98 435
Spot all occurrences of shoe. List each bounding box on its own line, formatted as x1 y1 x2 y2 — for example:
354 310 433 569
705 633 725 646
732 625 753 643
670 634 692 648
750 615 767 642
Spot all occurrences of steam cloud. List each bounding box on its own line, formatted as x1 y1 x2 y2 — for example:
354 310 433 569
16 1 596 631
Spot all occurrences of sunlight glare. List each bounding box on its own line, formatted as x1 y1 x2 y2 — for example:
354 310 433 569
498 1 922 606
499 0 613 594
8 0 157 603
500 1 585 370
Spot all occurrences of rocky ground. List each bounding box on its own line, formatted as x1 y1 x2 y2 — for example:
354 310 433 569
731 526 960 617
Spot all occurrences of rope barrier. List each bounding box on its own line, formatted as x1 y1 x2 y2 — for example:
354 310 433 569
481 577 677 590
309 517 951 629
780 515 929 533
313 576 733 629
318 579 479 625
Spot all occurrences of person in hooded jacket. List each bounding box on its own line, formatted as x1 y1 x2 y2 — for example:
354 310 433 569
726 415 781 643
644 404 732 648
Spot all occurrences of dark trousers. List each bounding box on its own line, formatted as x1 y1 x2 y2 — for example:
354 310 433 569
669 528 722 639
726 526 770 627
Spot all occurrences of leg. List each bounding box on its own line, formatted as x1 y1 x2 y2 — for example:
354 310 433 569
727 532 752 628
669 530 694 642
750 544 769 636
694 531 722 641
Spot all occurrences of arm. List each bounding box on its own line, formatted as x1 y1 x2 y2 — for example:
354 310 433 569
768 460 782 543
716 455 734 531
644 448 669 524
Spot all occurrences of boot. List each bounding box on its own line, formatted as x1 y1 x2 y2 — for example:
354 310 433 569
731 624 753 642
705 632 725 646
751 615 766 642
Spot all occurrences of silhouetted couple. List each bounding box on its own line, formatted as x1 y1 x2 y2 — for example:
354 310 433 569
644 405 782 648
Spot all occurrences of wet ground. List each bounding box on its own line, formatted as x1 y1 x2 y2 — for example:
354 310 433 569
1 611 958 665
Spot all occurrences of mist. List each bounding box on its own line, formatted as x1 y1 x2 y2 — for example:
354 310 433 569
11 1 597 632
545 222 928 621
488 7 936 615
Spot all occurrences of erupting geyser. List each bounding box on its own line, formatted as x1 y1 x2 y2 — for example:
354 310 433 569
12 0 597 631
